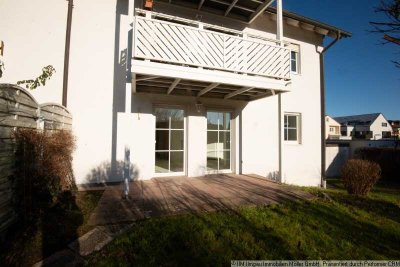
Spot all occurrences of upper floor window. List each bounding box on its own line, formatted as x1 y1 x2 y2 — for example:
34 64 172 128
284 113 301 143
382 122 387 127
329 127 335 133
289 44 300 74
290 51 298 73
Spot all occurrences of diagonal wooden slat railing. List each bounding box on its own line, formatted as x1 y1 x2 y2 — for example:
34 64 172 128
133 10 291 80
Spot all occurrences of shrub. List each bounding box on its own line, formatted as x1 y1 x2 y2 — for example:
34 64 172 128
341 159 381 196
12 129 76 221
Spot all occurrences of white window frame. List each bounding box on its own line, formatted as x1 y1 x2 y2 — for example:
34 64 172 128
284 113 301 144
290 51 299 74
289 43 300 75
153 106 187 177
205 109 233 174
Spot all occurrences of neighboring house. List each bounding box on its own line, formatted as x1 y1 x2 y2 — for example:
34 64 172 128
325 116 341 140
0 0 351 186
388 120 400 138
335 113 393 140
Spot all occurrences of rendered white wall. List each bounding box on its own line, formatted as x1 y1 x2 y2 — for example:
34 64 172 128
116 93 246 180
241 96 279 181
1 0 325 186
0 0 67 103
68 0 134 184
326 145 349 177
279 38 322 186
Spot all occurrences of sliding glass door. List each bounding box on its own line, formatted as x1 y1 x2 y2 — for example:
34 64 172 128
155 108 185 175
207 111 231 172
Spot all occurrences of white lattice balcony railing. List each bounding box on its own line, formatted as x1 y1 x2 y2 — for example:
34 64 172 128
133 9 291 81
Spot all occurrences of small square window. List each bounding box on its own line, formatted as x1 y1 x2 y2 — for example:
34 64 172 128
284 113 301 143
382 122 387 127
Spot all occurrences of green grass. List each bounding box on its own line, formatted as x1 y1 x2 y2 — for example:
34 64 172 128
0 190 103 266
87 181 400 266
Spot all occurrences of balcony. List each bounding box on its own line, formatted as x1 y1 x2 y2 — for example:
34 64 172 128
131 9 292 101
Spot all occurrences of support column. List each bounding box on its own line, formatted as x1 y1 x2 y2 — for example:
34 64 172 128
278 93 284 183
276 0 283 43
277 0 284 183
125 0 135 114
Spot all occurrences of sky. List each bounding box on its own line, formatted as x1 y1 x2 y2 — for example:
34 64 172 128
283 0 399 119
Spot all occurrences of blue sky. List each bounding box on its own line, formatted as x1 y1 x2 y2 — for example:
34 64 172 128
284 0 399 119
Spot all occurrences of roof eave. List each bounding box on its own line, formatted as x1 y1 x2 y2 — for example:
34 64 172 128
265 7 352 39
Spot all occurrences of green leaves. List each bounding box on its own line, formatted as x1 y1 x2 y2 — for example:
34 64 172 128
17 65 56 90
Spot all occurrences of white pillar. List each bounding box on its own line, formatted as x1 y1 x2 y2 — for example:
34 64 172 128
276 0 283 43
278 93 284 183
277 0 284 183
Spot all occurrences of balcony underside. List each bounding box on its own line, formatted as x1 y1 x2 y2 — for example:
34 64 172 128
131 60 289 101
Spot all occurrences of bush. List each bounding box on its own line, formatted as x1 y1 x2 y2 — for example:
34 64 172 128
12 129 76 221
355 147 400 183
341 159 381 196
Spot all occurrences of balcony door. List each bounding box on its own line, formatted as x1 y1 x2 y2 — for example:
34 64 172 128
207 111 231 173
155 108 185 176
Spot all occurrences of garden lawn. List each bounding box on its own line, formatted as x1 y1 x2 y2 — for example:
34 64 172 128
87 180 400 266
0 190 103 266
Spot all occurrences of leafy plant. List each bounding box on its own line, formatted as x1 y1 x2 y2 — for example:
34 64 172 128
341 159 381 196
17 65 56 90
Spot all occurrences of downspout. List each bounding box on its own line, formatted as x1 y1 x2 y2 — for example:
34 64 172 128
62 0 74 107
319 31 341 188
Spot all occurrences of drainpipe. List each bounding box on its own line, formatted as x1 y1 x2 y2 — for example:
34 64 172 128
62 0 74 107
320 31 341 188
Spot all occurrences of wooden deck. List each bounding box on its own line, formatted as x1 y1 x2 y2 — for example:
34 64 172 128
88 174 313 226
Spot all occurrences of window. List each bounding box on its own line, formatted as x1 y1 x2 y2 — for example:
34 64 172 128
382 131 391 138
329 127 335 133
154 108 185 174
290 51 298 73
288 43 300 74
206 111 231 171
382 122 387 127
284 113 301 142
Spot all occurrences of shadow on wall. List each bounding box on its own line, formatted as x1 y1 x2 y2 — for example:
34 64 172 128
326 146 350 177
111 0 133 182
86 160 139 184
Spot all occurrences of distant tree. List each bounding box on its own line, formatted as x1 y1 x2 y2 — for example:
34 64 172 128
370 0 400 67
17 65 56 90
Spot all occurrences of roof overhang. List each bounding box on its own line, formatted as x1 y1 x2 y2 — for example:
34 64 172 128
154 0 351 38
266 7 352 39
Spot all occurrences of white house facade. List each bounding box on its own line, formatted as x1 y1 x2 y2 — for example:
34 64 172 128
325 115 341 140
0 0 350 186
335 113 393 140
